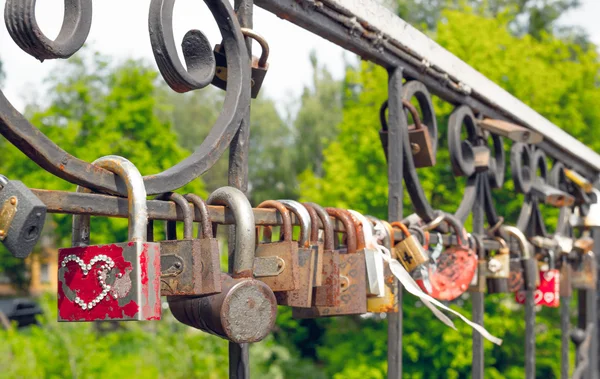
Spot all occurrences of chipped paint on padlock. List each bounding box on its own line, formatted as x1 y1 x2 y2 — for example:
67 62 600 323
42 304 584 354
275 200 316 308
58 156 161 322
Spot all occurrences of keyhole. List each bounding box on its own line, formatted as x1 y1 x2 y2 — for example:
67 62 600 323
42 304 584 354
24 225 39 241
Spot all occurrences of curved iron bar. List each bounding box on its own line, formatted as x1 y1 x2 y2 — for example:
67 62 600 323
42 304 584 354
0 0 251 196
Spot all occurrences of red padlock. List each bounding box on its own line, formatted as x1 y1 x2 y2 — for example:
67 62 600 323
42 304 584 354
516 267 560 308
58 156 161 321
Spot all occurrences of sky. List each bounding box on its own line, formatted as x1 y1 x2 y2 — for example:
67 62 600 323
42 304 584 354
0 0 598 112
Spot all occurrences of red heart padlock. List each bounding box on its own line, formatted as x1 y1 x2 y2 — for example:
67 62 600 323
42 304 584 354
516 268 559 308
416 213 477 301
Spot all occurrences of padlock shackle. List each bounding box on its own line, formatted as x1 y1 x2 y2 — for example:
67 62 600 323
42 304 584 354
184 193 213 239
493 236 508 254
240 28 269 68
279 200 311 248
401 99 424 131
325 208 357 254
305 202 334 251
257 200 292 242
156 192 193 240
502 225 532 259
72 155 148 246
391 221 411 239
367 215 392 250
349 210 373 250
347 211 366 250
207 186 255 278
303 203 320 243
423 212 467 247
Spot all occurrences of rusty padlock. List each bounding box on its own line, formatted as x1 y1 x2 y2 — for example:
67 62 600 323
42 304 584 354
58 156 161 322
403 99 436 168
468 234 487 293
168 186 277 343
571 251 597 290
486 237 511 294
298 203 340 309
275 200 316 308
295 208 367 317
212 28 269 98
503 226 538 294
366 217 399 313
420 212 477 301
303 202 324 287
255 200 299 292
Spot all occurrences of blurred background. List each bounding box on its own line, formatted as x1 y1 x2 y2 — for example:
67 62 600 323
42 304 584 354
1 0 599 377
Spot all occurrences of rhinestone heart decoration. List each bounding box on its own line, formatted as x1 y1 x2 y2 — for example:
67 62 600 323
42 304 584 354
61 254 120 310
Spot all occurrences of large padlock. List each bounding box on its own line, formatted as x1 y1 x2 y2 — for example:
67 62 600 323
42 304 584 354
303 202 324 287
419 213 477 301
254 200 299 292
486 237 510 294
571 251 597 289
350 210 385 298
366 217 399 313
275 200 316 308
168 187 277 343
58 156 161 322
403 99 436 168
294 208 367 317
391 221 428 273
212 28 269 98
0 175 46 259
503 226 537 293
517 250 560 307
299 203 340 308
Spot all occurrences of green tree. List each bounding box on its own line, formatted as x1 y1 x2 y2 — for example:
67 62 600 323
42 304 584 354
0 53 205 291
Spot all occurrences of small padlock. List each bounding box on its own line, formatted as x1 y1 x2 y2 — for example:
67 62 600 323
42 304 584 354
0 175 46 259
486 237 510 294
212 28 269 98
168 187 277 343
403 99 436 168
391 221 429 273
574 236 594 254
571 251 597 289
58 156 161 322
275 200 316 308
558 254 573 298
294 208 367 317
503 226 537 293
303 202 324 287
254 200 300 292
468 234 487 293
297 203 340 309
350 210 385 297
366 217 399 313
420 213 477 301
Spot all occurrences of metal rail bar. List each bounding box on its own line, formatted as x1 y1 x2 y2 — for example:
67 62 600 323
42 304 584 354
253 0 600 179
472 176 485 379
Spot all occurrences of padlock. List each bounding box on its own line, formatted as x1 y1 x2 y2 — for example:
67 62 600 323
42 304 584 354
297 203 341 309
168 187 277 343
403 99 436 168
294 208 367 317
468 234 487 293
473 145 491 172
419 213 477 301
0 175 46 259
518 250 560 308
184 194 222 295
366 217 399 313
558 254 573 298
254 200 299 292
584 189 600 228
503 226 537 293
58 156 161 322
275 200 316 308
349 210 385 297
571 251 597 289
212 28 269 98
486 237 510 294
303 202 324 287
391 221 428 272
574 236 594 254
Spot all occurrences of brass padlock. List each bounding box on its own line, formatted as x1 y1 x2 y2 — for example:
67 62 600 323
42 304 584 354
212 28 269 98
255 200 299 292
294 208 367 317
184 194 222 295
391 221 428 273
403 99 435 168
168 187 277 343
486 237 510 294
571 251 597 289
303 203 324 287
275 200 316 308
366 217 399 313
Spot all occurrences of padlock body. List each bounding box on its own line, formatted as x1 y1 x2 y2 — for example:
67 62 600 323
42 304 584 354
364 247 385 297
0 180 46 259
424 246 477 301
572 253 597 289
199 238 222 295
249 56 268 98
311 242 324 287
486 253 510 293
468 259 488 293
169 273 277 343
276 247 315 308
516 268 560 307
58 242 161 321
254 240 299 292
308 250 340 307
409 127 436 168
367 263 399 313
394 235 429 272
294 251 367 318
508 258 525 293
559 262 573 298
211 45 228 92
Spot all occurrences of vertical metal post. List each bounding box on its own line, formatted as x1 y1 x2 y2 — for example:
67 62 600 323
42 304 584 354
386 67 404 379
228 1 253 377
524 202 537 379
471 175 485 379
561 295 571 379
